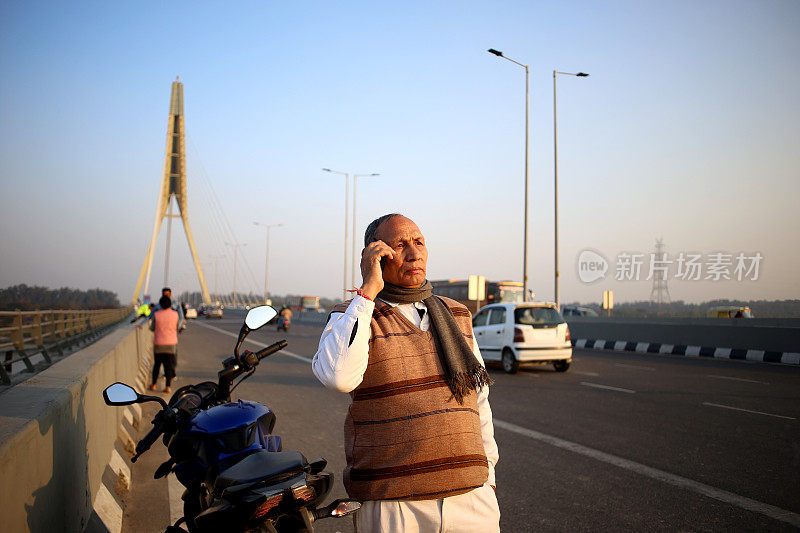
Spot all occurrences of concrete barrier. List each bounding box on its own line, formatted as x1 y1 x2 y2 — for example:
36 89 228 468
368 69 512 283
566 317 800 362
0 324 152 533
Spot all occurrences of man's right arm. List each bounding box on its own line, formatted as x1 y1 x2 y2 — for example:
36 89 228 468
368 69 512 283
311 296 374 393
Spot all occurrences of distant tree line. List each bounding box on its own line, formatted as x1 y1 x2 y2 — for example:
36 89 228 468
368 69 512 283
0 284 121 311
563 299 800 318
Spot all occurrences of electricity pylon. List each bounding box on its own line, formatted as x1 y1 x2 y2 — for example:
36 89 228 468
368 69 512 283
649 237 671 306
132 78 211 305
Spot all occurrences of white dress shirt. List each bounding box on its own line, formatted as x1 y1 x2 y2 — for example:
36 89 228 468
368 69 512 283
312 295 499 486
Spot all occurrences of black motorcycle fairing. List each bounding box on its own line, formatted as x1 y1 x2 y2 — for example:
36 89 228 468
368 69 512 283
214 450 308 493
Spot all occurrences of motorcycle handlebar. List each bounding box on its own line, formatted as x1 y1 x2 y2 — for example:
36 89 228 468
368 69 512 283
132 409 175 462
133 422 163 462
255 340 287 361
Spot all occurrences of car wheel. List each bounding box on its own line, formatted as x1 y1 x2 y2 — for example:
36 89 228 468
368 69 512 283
553 360 570 372
501 348 519 374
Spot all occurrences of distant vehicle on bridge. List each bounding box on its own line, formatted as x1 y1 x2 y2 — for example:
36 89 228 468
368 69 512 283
287 295 320 312
562 305 599 317
707 305 753 318
431 279 524 313
203 306 223 319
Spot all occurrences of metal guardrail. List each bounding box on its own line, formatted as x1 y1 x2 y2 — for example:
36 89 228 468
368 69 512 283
0 308 131 385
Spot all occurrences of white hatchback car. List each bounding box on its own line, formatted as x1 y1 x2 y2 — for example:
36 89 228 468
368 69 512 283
473 302 572 374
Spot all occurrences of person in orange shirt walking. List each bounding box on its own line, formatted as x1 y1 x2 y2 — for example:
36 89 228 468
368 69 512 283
149 295 179 393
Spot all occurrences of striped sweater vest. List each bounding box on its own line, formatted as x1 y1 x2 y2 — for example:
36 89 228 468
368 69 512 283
332 297 488 501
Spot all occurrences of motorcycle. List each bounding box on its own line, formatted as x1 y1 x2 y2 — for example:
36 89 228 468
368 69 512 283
103 305 359 532
277 315 290 332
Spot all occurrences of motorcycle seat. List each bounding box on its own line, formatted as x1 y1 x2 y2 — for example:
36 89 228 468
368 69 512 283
215 450 307 492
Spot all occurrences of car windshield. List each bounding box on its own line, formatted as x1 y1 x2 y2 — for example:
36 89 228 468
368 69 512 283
515 306 564 326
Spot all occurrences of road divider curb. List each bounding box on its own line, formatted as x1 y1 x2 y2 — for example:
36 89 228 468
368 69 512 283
572 338 800 365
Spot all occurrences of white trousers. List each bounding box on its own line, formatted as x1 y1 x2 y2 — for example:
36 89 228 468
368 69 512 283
354 483 501 533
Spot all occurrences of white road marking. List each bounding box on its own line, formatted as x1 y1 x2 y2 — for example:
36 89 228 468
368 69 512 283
614 363 655 371
581 382 636 394
168 474 183 525
195 322 314 363
573 371 600 377
707 375 768 385
702 402 795 420
493 418 800 528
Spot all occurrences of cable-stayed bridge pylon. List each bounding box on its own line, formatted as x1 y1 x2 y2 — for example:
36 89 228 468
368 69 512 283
132 78 211 305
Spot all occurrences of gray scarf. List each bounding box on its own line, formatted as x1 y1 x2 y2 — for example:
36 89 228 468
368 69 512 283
378 281 492 404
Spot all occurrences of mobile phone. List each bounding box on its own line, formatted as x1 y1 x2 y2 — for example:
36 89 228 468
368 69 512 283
378 240 388 270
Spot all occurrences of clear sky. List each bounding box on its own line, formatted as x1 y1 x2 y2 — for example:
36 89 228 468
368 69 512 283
1 0 798 305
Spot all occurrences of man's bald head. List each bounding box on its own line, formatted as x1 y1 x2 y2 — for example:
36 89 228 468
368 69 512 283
364 213 402 247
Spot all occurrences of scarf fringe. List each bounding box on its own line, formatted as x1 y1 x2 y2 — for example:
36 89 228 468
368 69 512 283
449 366 493 404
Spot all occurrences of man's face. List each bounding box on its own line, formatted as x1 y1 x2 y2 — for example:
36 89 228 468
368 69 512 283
163 289 171 298
375 216 428 287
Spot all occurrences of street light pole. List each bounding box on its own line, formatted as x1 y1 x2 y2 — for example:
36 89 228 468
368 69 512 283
209 254 225 304
323 168 350 300
488 48 531 301
553 70 589 309
253 222 283 305
352 173 380 288
225 242 246 308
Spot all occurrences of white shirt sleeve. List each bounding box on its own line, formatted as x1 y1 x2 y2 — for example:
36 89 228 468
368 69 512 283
312 296 375 393
472 326 500 487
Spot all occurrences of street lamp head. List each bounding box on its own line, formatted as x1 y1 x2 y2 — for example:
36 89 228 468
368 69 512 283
576 72 589 77
322 168 331 172
487 48 503 57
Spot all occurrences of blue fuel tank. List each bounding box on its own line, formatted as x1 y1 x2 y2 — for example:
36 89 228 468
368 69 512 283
186 399 279 464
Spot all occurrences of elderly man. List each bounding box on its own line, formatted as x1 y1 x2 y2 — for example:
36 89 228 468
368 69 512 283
313 214 500 532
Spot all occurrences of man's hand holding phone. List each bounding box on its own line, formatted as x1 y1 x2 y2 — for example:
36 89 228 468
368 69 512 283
360 241 395 300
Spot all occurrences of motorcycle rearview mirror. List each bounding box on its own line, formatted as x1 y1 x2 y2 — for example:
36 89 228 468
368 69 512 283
235 305 278 358
102 382 168 409
245 305 278 330
103 382 138 405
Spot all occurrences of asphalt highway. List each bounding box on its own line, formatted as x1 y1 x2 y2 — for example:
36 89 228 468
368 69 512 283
123 313 800 532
